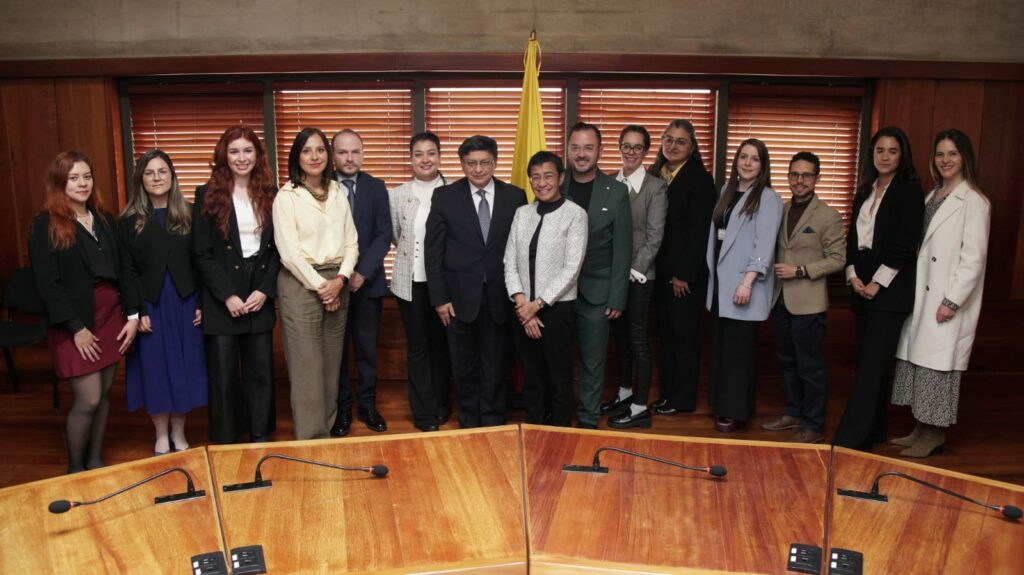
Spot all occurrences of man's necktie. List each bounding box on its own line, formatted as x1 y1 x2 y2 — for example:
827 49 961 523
342 179 356 212
477 189 491 241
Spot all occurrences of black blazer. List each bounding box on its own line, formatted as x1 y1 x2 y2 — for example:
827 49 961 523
424 177 527 324
191 184 280 335
846 175 925 313
655 159 717 284
117 208 198 313
347 171 393 298
28 210 140 331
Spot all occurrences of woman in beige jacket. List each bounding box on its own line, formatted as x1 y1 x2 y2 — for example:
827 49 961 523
892 129 990 458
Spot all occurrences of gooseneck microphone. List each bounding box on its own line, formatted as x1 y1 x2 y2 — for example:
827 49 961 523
48 467 206 514
222 453 389 492
562 446 727 477
838 471 1022 521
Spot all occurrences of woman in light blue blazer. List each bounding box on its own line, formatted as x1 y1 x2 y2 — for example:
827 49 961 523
706 138 783 432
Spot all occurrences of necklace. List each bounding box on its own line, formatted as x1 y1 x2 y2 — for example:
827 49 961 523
305 184 328 202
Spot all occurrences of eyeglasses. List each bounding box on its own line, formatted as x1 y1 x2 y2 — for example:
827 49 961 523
619 143 646 154
662 136 690 148
787 172 819 181
529 173 560 185
462 159 495 169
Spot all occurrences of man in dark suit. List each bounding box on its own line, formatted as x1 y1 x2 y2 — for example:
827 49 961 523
330 129 393 436
425 135 527 428
560 122 632 428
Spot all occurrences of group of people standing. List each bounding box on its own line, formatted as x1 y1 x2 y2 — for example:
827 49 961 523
28 116 988 474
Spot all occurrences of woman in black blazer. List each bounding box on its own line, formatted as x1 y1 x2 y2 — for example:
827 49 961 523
118 149 206 455
28 150 140 473
833 126 925 450
192 126 280 443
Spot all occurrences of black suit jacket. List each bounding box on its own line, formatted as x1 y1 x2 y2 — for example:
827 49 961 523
424 177 527 324
191 184 280 335
117 208 198 313
344 171 393 298
655 159 717 284
846 175 924 313
28 210 140 331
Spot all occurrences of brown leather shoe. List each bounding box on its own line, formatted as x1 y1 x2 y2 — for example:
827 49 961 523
899 425 946 458
786 428 824 444
760 414 801 431
890 422 924 448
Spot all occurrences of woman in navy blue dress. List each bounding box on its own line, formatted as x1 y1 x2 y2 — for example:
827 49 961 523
118 150 207 455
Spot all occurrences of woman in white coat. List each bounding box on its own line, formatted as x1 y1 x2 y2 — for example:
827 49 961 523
891 129 990 458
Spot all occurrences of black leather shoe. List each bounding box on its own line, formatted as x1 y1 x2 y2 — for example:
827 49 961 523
358 407 388 432
330 412 352 437
416 422 440 432
608 408 652 429
576 421 597 429
600 395 633 415
652 402 683 416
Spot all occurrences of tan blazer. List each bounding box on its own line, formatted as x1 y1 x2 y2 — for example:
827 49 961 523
772 195 846 315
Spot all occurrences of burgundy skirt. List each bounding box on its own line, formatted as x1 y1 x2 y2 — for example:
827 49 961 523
47 282 126 379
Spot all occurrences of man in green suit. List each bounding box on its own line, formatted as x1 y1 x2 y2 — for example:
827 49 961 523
561 122 633 428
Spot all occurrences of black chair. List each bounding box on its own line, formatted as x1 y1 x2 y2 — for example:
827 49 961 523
0 267 48 392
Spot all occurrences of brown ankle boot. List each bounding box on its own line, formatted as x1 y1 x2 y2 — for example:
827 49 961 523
890 422 925 447
899 425 946 458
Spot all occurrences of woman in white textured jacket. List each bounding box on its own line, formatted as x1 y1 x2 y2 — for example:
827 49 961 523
504 151 588 427
892 129 990 458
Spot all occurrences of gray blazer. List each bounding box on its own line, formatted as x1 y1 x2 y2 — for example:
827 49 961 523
706 185 784 321
503 199 588 304
621 171 668 279
388 176 446 302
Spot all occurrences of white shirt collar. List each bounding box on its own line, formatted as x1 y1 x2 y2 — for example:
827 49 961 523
617 168 646 194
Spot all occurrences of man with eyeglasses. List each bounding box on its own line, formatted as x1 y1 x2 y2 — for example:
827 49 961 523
425 135 527 428
560 122 633 429
761 151 845 443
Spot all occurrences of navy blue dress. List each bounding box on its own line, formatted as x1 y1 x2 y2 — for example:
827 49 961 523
126 209 208 414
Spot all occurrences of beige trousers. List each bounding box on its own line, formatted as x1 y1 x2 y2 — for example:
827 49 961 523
277 268 349 439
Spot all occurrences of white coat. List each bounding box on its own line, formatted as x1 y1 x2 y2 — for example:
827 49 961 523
895 181 990 371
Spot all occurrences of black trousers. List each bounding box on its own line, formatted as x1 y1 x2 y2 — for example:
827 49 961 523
707 314 759 421
833 310 907 450
397 282 451 428
338 291 382 413
655 276 707 411
612 281 655 404
771 302 828 433
447 287 510 428
514 301 575 426
206 332 275 443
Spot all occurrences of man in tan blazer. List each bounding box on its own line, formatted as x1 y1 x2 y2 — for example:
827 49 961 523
762 152 846 443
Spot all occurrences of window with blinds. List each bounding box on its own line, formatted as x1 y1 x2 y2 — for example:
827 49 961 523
577 86 717 175
129 90 266 198
273 88 413 187
725 91 862 223
425 86 565 183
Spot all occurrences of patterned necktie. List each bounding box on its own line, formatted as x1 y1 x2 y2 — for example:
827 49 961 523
477 189 491 241
342 179 356 212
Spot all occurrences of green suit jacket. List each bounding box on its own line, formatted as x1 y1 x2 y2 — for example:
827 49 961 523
562 171 633 310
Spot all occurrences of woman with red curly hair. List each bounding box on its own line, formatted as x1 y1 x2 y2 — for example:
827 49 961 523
29 151 141 473
192 126 280 443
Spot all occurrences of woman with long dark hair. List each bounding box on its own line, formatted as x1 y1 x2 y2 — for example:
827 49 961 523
119 150 206 454
705 138 783 432
193 126 279 443
833 126 924 451
891 129 989 457
273 127 359 440
29 151 140 472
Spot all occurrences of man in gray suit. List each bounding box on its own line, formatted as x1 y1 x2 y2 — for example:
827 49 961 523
604 125 668 429
560 122 632 428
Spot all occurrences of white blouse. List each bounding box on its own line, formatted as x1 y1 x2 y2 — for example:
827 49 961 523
233 192 262 258
411 175 442 281
846 179 898 287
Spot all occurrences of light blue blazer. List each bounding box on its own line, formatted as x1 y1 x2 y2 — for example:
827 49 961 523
705 185 784 321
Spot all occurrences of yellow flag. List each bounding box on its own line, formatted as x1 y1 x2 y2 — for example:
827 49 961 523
511 32 546 202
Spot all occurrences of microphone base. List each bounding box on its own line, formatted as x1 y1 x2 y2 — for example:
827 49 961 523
155 489 207 505
223 480 273 493
562 464 609 474
836 488 888 503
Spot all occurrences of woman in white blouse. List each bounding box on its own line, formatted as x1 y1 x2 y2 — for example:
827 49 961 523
389 132 452 432
503 151 588 427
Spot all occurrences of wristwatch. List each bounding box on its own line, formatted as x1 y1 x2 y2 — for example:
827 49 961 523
536 299 546 309
795 266 806 279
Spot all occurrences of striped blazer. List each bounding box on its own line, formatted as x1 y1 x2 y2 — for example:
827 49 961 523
388 176 446 301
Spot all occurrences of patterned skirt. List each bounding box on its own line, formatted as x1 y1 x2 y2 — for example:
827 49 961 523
892 359 961 427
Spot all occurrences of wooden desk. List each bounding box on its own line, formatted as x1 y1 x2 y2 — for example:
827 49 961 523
0 449 223 574
830 448 1024 574
522 425 830 574
208 426 527 574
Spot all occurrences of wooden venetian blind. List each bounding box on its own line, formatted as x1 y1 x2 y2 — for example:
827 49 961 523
577 87 717 175
726 93 862 224
129 91 265 199
425 86 565 183
273 88 413 187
